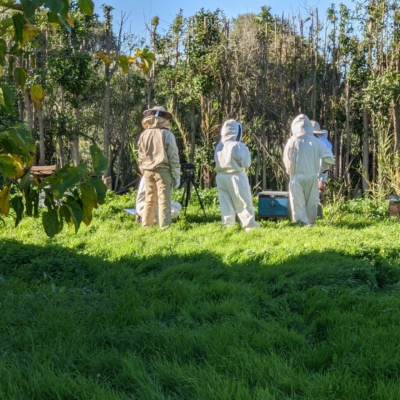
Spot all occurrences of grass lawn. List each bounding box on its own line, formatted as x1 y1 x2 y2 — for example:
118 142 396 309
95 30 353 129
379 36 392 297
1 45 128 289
1 190 400 399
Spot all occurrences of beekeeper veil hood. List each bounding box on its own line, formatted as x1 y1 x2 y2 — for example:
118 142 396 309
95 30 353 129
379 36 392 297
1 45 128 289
291 114 314 137
221 119 242 143
141 105 172 130
311 120 332 151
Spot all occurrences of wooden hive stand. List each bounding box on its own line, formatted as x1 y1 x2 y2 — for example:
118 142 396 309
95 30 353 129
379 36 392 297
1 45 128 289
30 165 56 181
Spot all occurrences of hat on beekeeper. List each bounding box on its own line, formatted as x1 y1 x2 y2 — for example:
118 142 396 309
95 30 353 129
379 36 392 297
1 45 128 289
310 120 325 135
143 106 172 120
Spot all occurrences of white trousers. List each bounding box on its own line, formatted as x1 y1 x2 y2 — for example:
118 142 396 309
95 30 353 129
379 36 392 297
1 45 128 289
216 172 259 229
289 174 319 225
137 201 181 220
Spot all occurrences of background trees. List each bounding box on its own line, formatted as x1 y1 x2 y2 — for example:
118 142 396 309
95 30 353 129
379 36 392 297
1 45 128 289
2 0 400 212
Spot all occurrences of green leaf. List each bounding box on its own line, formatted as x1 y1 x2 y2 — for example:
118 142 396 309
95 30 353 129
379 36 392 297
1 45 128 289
0 132 16 153
10 195 24 227
0 1 23 10
1 18 14 29
0 39 5 68
0 185 10 216
47 11 59 23
134 48 155 73
9 44 22 57
117 55 130 74
0 154 18 179
96 50 111 66
18 168 31 190
42 207 60 238
65 197 83 233
58 0 69 22
40 164 81 199
0 38 6 52
88 177 107 205
80 182 97 205
30 84 45 109
43 0 64 15
23 181 38 217
59 204 72 227
15 126 35 148
4 127 34 163
22 21 40 45
90 144 108 175
57 207 63 233
14 66 28 89
0 84 16 114
21 0 37 19
78 0 93 16
12 14 25 45
44 188 55 208
80 182 97 225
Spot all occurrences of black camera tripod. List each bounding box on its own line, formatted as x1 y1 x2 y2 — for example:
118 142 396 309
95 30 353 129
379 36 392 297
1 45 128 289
180 163 207 219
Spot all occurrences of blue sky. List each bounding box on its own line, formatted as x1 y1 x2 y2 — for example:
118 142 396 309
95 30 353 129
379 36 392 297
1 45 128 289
94 0 349 41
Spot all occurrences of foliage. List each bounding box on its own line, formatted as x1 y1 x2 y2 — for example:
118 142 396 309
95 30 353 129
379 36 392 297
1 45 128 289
0 0 105 236
0 117 108 237
96 45 155 75
4 0 400 207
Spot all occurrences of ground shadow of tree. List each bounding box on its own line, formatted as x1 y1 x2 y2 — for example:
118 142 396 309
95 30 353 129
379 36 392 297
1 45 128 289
1 239 400 399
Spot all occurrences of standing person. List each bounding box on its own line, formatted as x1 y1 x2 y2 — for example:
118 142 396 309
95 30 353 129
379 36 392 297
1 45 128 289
135 176 182 223
311 120 332 191
311 120 333 216
214 119 260 232
138 106 181 229
283 114 334 226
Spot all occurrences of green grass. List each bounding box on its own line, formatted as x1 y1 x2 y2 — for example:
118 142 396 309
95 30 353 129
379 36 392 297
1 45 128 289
1 191 400 399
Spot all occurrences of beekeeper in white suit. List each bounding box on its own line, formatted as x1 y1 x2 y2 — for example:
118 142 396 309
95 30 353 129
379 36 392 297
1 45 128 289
311 120 332 190
283 114 334 226
135 177 182 223
214 119 260 232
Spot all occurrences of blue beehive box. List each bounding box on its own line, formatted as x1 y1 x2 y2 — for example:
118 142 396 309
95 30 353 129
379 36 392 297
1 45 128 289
258 191 289 219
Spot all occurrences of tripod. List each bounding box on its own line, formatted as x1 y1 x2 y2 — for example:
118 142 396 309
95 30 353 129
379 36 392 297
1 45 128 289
180 165 207 219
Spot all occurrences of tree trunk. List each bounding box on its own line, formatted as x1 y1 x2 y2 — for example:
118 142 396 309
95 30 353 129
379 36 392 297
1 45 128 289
255 127 260 189
334 122 340 179
70 137 80 167
103 6 113 177
37 108 45 165
393 102 400 158
70 103 80 166
262 149 267 190
345 79 351 184
362 108 369 193
103 67 111 175
311 10 317 120
58 135 65 168
24 90 33 132
114 103 130 191
190 106 196 163
18 92 24 120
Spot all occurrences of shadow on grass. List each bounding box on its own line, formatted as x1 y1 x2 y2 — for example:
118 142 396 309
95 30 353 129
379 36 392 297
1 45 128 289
1 238 400 399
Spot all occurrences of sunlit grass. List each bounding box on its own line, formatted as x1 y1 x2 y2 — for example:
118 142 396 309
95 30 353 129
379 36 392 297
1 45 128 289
1 191 400 399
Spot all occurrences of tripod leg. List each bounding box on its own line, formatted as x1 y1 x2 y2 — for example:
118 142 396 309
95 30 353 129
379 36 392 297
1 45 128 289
186 181 191 211
191 177 207 220
181 178 191 216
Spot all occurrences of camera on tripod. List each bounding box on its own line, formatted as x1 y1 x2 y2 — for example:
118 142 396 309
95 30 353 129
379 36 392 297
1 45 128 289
183 163 195 171
180 162 207 219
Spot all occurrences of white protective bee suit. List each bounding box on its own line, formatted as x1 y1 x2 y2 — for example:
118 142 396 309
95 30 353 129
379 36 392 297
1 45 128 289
136 177 182 221
311 120 332 184
283 114 334 226
214 119 260 231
